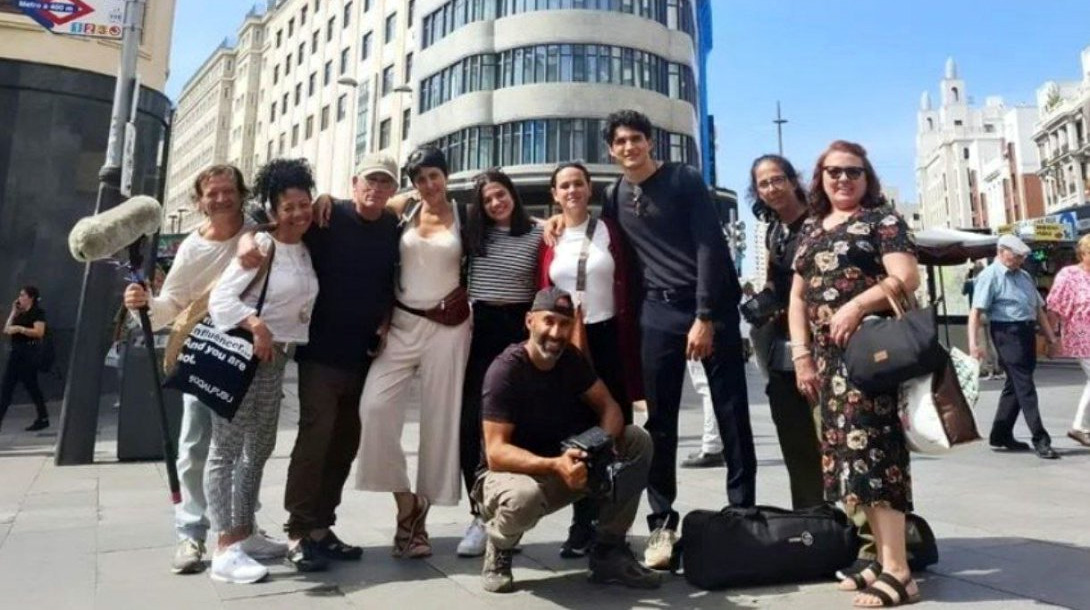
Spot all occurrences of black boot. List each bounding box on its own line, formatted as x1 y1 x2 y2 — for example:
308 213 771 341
25 418 49 432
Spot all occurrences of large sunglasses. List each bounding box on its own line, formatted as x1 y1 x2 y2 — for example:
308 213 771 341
823 166 865 181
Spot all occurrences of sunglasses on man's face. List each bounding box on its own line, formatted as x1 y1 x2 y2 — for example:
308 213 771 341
823 166 865 181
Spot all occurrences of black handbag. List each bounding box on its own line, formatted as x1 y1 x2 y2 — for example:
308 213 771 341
163 245 275 421
674 504 858 590
844 278 946 396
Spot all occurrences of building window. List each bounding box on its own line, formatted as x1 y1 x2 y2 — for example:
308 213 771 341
337 94 347 121
288 18 295 37
963 147 970 160
273 64 279 84
955 119 963 127
278 132 285 154
291 124 299 146
294 83 302 106
361 31 372 60
300 5 308 24
402 108 411 141
385 12 397 43
343 1 352 26
298 42 305 65
340 48 350 75
276 29 282 48
327 16 335 41
404 52 413 82
408 0 415 25
321 104 330 130
269 102 276 122
305 115 314 139
379 118 391 149
323 60 332 85
285 54 291 75
382 64 394 95
308 72 316 95
364 0 371 11
281 93 288 114
311 30 319 53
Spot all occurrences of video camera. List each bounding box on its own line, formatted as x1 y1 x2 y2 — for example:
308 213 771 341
561 426 628 500
740 287 783 327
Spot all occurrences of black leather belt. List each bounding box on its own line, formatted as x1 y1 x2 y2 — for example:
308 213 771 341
645 288 696 303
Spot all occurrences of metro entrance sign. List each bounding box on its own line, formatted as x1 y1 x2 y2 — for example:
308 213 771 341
17 0 125 39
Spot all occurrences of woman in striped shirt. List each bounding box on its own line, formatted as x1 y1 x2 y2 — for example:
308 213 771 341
457 168 543 557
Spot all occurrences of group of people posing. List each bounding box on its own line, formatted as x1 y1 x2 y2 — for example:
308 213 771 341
118 107 935 608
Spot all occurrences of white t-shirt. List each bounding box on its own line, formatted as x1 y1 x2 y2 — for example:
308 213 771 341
209 232 319 344
145 225 246 331
549 218 616 324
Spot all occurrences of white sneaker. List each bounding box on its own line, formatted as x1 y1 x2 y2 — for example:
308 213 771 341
643 526 677 570
239 530 289 559
210 543 269 584
456 517 488 557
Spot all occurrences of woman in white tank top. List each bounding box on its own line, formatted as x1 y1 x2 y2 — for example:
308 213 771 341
355 146 472 560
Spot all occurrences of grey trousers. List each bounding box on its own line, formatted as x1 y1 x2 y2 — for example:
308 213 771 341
205 351 287 533
476 425 653 549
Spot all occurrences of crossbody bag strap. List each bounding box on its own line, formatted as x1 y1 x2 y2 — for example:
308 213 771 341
250 241 276 316
576 216 598 297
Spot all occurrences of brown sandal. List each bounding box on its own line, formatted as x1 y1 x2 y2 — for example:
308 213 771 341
392 495 430 558
838 560 882 591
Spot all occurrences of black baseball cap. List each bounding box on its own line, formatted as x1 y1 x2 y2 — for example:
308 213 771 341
530 287 575 318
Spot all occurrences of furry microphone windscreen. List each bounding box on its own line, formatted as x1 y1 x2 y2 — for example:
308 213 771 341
68 195 163 262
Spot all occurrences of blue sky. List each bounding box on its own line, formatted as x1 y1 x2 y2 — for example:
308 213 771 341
167 2 1090 275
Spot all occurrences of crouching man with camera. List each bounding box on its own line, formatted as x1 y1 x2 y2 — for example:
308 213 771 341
474 287 659 593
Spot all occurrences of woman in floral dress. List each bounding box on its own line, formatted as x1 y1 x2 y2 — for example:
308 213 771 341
788 140 922 608
1046 233 1090 447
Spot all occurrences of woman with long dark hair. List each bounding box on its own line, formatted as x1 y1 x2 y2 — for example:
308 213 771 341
205 158 319 584
537 162 643 557
0 285 49 432
789 141 922 607
456 168 543 557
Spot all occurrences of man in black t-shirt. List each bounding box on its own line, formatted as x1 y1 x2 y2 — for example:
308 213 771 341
475 287 658 594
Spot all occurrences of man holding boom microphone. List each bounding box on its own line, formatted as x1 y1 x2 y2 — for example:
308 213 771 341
123 165 288 574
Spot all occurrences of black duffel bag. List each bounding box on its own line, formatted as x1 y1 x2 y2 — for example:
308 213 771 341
844 277 946 396
675 504 858 590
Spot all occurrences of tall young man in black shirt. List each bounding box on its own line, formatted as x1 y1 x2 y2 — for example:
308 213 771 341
476 287 658 593
601 110 756 569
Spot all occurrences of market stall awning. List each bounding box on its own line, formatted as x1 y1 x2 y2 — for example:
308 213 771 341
915 227 997 266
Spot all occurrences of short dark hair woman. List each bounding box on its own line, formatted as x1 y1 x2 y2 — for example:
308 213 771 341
0 285 50 431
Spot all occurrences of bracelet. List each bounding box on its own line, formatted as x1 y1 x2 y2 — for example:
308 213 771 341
792 353 812 362
789 341 809 349
791 345 810 354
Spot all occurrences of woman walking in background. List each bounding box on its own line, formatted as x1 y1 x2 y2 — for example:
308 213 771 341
789 140 922 607
0 285 50 432
1045 233 1090 447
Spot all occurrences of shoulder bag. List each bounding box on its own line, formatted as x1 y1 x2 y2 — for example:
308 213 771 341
899 347 982 454
844 277 946 396
162 243 276 421
569 216 598 364
394 198 471 327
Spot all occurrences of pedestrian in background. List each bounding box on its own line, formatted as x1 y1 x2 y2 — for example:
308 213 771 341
456 168 542 558
1045 233 1090 447
0 285 49 432
963 261 1002 379
789 140 921 606
969 234 1060 460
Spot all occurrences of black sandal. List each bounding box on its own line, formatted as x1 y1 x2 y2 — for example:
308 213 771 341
838 560 882 591
854 572 920 607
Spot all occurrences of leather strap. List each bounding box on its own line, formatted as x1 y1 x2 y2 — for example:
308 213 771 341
576 216 598 294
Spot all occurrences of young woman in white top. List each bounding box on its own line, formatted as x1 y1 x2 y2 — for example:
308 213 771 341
537 162 644 556
355 146 472 559
122 165 288 575
204 158 319 584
